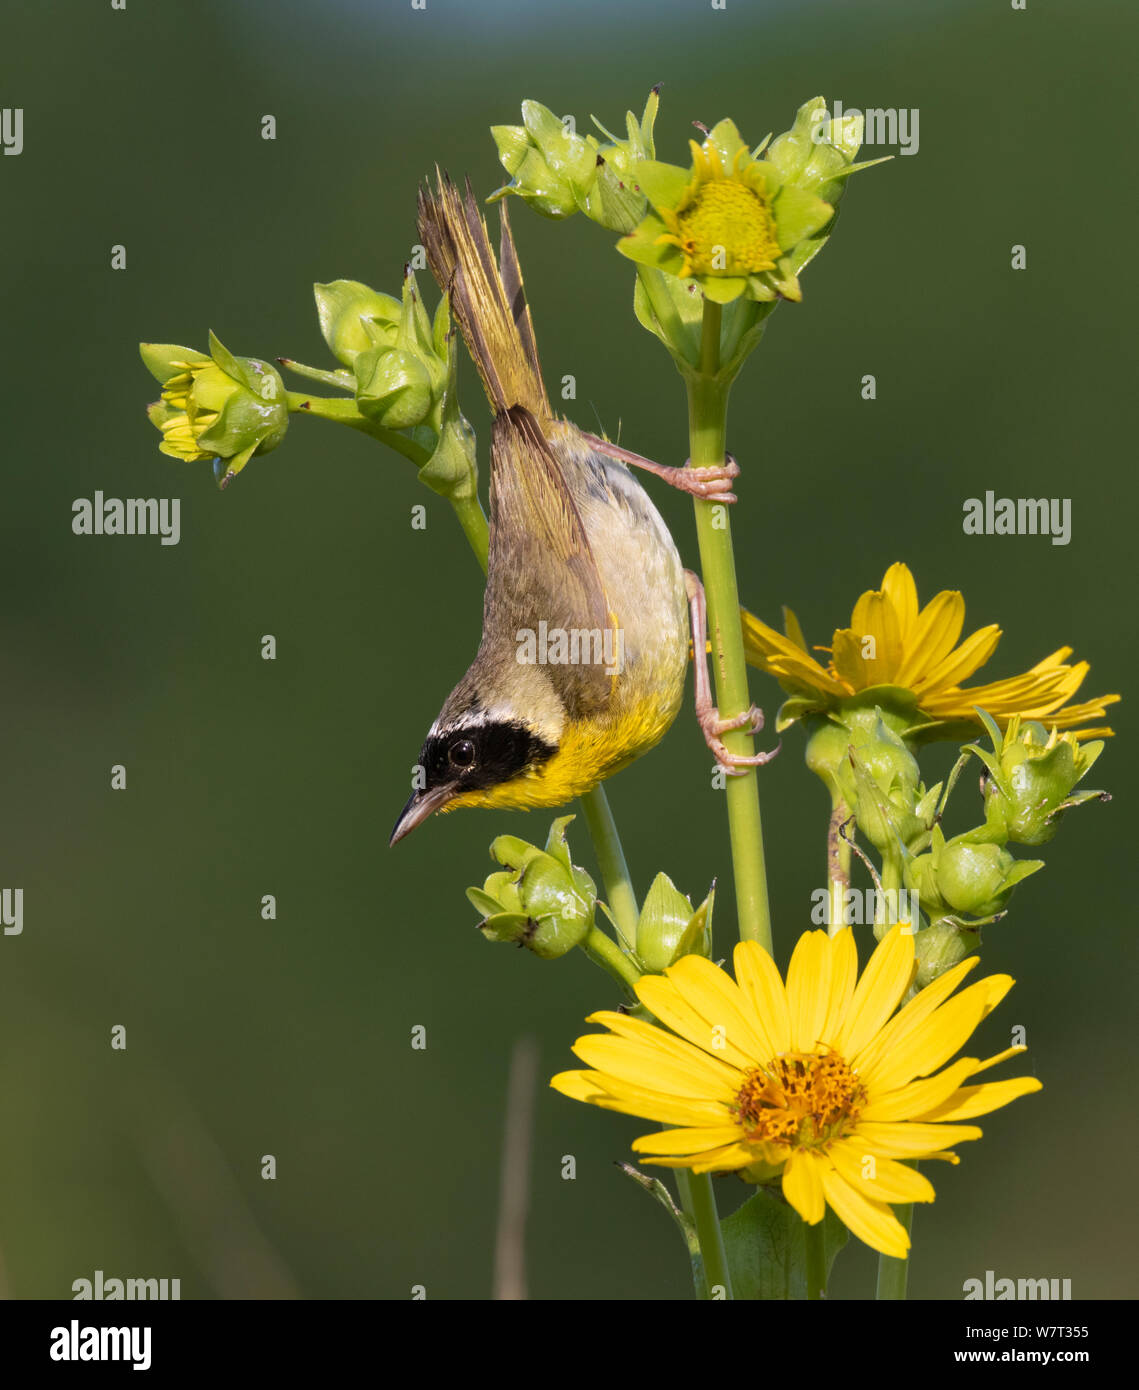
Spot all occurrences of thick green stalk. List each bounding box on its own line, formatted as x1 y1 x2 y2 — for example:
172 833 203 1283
287 391 433 467
580 787 639 951
581 926 641 995
675 1170 733 1299
876 1210 913 1299
805 1220 827 1300
687 301 773 952
449 489 490 572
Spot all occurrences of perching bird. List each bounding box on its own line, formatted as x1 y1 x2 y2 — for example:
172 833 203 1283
390 175 772 845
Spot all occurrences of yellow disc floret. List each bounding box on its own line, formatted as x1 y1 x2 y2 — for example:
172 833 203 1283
659 145 781 278
733 1050 866 1149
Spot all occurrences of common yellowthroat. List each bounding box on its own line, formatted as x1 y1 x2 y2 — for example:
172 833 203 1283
390 175 772 845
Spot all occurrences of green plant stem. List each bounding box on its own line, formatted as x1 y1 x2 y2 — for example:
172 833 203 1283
687 300 773 953
805 1220 827 1299
581 926 641 995
449 489 490 571
286 391 432 467
876 1199 914 1300
580 787 639 951
675 1170 733 1299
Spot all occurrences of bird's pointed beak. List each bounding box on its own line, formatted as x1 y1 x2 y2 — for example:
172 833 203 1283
389 783 459 846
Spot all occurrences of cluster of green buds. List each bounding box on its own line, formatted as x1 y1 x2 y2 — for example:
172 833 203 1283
466 817 597 959
141 334 289 489
142 268 477 507
314 271 449 433
491 89 660 233
806 703 1110 985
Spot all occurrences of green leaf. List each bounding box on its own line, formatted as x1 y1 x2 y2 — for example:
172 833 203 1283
721 1187 848 1299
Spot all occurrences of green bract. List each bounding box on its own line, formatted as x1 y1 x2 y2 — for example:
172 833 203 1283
141 333 288 489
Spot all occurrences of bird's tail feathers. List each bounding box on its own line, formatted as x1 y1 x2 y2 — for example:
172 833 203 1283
416 171 549 418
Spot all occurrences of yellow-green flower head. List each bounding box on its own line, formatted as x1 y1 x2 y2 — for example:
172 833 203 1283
743 562 1120 744
552 924 1041 1258
618 118 837 304
141 334 288 489
964 711 1108 846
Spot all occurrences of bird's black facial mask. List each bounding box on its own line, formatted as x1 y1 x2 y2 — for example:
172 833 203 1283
389 718 556 845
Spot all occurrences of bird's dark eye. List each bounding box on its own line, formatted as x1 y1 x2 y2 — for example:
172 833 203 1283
448 737 476 769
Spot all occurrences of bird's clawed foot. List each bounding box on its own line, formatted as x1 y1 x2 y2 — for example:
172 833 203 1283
698 702 781 775
664 455 740 503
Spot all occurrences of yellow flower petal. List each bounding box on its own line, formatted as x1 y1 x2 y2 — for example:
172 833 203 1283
732 940 792 1057
914 1075 1043 1122
570 1035 738 1101
631 1125 744 1156
640 1142 755 1172
782 1149 826 1225
634 975 757 1071
827 1140 936 1203
854 957 980 1085
819 1165 910 1257
856 1120 983 1158
859 1056 979 1122
913 624 1003 694
834 924 915 1060
881 562 919 641
664 953 773 1065
893 589 967 687
785 928 834 1053
552 1069 735 1128
865 975 1014 1093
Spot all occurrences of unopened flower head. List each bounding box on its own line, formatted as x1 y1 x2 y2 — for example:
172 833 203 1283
552 925 1040 1258
141 334 288 489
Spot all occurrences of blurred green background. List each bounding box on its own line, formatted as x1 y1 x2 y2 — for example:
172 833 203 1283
2 0 1135 1300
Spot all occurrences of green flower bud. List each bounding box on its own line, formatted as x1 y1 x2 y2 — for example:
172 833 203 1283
354 346 434 428
906 825 1043 922
491 90 660 232
912 920 981 990
490 102 588 220
764 97 875 206
812 709 926 854
466 816 596 960
965 711 1108 846
634 873 714 974
141 333 288 489
313 280 402 365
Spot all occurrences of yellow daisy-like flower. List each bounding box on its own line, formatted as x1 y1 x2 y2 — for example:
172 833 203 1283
741 561 1119 740
551 925 1041 1258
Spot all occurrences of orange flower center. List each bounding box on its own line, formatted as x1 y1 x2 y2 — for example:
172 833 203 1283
732 1050 866 1149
